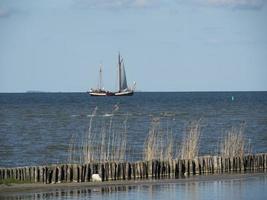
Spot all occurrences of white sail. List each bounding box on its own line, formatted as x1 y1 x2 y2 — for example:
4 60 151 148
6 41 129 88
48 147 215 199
120 61 128 91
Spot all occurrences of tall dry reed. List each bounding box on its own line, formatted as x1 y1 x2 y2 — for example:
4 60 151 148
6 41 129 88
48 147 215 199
143 118 174 161
179 120 201 159
80 105 127 163
219 125 252 158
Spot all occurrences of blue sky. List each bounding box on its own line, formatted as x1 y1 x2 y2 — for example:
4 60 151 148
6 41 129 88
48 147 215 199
0 0 267 92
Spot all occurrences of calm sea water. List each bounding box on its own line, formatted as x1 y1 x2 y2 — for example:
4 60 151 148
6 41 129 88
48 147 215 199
0 92 267 167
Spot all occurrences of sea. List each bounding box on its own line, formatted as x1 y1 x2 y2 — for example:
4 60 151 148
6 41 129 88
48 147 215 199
1 92 267 200
0 92 267 167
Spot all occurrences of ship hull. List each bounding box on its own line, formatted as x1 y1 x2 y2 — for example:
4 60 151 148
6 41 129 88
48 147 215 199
88 91 115 96
88 91 133 96
114 90 134 96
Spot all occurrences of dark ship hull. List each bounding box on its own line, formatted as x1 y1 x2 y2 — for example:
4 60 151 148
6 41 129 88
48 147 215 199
88 90 115 96
114 90 134 96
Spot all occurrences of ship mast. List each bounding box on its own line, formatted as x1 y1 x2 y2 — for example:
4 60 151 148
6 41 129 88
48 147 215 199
118 53 121 92
99 64 103 90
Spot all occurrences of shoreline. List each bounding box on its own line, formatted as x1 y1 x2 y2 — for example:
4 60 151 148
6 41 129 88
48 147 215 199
1 172 266 195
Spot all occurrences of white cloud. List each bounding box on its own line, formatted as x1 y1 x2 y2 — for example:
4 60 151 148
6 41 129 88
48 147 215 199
73 0 163 9
205 0 265 8
73 0 266 9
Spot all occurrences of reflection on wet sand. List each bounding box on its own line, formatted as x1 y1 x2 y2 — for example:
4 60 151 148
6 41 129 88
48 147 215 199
1 174 267 200
1 185 134 200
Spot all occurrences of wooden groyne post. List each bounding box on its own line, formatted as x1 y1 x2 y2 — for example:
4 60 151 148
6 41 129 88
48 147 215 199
0 153 266 184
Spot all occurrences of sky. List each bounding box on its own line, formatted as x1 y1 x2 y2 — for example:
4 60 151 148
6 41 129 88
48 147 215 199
0 0 267 92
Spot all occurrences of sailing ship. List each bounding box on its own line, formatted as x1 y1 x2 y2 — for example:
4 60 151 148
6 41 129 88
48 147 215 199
88 53 135 96
88 64 114 96
114 53 135 96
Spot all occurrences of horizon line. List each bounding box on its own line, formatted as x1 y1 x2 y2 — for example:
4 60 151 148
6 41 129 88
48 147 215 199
0 90 267 94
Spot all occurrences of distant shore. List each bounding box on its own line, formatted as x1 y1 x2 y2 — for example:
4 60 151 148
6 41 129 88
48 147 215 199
0 172 266 196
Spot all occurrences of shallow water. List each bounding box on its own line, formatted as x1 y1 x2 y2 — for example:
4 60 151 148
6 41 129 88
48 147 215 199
1 174 267 200
0 92 267 167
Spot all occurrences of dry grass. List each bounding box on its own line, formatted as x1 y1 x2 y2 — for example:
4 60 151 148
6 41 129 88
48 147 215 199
68 110 254 164
219 125 252 158
179 120 201 159
143 118 174 161
68 134 76 163
83 105 127 163
68 105 127 164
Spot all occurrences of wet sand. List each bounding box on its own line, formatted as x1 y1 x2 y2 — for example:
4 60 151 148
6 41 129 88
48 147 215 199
1 172 266 196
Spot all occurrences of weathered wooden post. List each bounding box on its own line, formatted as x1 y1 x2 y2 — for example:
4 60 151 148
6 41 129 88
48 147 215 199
250 155 253 171
79 164 83 182
170 160 174 178
135 162 139 179
176 159 181 176
132 162 136 180
152 160 157 178
127 162 132 180
122 162 126 180
103 162 108 181
20 168 24 181
200 157 204 173
193 158 199 174
84 163 89 182
255 154 258 171
144 161 149 179
119 162 123 180
41 167 45 183
141 161 145 179
100 163 105 181
38 166 42 183
19 168 23 181
114 162 118 180
147 160 152 178
260 154 264 169
57 166 62 183
234 157 237 171
88 163 93 182
213 156 218 173
34 166 38 182
243 156 248 171
0 168 2 180
240 156 244 171
207 156 212 173
5 168 9 180
265 153 267 170
115 162 120 180
10 168 14 180
140 161 144 179
63 164 67 182
111 162 116 180
29 167 33 182
259 154 264 170
73 164 78 182
8 168 12 180
67 164 72 182
25 167 29 181
255 154 259 170
51 166 57 184
225 157 229 172
189 159 194 174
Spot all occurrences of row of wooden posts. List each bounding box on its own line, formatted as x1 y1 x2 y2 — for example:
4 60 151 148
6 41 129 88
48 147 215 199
0 153 266 184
